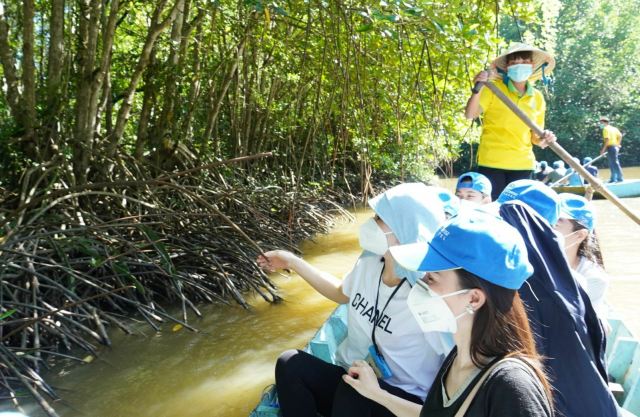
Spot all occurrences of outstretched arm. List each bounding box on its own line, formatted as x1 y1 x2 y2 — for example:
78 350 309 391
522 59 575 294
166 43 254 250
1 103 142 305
256 250 349 304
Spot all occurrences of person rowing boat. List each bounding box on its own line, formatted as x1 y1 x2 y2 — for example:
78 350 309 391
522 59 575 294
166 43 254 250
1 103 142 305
464 43 557 200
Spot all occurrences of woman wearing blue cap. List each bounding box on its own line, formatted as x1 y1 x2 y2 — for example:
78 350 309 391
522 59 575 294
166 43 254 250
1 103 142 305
257 184 454 417
555 194 609 321
341 211 553 417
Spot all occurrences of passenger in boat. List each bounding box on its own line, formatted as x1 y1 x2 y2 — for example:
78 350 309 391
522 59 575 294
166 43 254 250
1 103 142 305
477 179 561 227
342 211 553 417
543 161 567 185
599 117 624 183
454 172 492 205
583 156 599 180
496 181 620 416
566 157 584 186
534 161 552 182
555 193 609 323
257 183 452 417
465 42 557 201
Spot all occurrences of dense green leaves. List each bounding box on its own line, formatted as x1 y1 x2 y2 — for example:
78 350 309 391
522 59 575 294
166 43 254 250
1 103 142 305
0 0 540 192
541 0 640 166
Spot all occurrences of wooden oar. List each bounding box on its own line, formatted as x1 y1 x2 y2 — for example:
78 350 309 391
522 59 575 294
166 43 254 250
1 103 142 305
548 153 607 187
480 81 640 226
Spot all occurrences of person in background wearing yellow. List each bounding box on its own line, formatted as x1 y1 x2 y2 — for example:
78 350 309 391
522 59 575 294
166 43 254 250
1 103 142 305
465 43 557 201
598 116 624 183
455 172 492 205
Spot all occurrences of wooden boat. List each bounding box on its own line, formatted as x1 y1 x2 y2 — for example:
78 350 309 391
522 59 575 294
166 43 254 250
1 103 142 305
552 179 640 199
249 304 640 416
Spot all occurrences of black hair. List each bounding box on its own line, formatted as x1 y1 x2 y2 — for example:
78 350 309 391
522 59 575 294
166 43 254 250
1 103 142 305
506 51 533 63
456 269 553 403
569 219 604 267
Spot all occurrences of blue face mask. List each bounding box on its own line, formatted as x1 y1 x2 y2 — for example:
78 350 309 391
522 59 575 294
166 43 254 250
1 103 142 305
507 63 533 82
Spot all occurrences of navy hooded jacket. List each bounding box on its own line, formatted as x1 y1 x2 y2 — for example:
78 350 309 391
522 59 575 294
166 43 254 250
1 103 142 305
499 202 620 417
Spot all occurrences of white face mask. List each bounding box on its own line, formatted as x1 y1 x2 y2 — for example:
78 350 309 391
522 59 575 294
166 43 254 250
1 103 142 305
562 230 584 251
359 218 392 255
407 279 471 334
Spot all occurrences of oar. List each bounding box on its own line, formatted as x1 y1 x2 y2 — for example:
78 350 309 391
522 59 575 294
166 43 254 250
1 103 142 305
548 153 607 187
479 81 640 226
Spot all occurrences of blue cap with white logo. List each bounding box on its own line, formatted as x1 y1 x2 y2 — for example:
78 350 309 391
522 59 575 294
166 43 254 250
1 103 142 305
558 193 595 231
390 211 533 290
456 172 492 196
497 179 561 226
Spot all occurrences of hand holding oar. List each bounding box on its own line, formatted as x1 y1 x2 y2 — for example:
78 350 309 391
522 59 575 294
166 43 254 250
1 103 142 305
548 153 607 187
480 81 640 226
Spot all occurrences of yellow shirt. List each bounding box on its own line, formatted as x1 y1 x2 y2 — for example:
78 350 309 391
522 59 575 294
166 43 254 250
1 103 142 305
602 125 622 147
477 80 546 170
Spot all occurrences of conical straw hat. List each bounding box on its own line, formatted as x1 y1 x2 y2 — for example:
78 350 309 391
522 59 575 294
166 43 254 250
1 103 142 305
491 42 555 81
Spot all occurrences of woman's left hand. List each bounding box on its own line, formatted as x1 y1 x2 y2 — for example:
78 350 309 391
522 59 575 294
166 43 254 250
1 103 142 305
342 360 384 401
537 130 557 149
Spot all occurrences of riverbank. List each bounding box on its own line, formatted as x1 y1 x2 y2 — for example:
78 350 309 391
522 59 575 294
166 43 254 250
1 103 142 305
0 160 362 416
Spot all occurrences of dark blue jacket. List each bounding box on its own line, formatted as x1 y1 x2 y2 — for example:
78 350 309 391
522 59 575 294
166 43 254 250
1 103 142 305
500 202 620 417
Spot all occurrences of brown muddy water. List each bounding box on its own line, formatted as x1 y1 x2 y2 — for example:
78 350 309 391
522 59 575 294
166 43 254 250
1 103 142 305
21 168 640 417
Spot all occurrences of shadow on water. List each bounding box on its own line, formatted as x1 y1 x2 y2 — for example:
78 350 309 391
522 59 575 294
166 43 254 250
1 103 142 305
23 170 640 416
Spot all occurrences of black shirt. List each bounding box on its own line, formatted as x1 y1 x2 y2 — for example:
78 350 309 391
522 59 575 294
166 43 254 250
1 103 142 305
420 348 552 417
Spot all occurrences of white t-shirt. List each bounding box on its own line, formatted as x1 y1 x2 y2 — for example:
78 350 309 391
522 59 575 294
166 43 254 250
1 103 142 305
574 257 610 319
335 253 451 399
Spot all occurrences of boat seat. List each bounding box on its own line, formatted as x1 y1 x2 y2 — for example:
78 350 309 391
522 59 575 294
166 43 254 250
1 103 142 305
619 408 637 417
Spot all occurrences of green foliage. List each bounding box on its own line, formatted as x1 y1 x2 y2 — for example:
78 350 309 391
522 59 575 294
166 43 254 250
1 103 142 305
542 0 640 167
0 0 542 191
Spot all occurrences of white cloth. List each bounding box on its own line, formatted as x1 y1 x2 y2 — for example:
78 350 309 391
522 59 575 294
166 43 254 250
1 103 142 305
335 253 451 399
574 257 610 319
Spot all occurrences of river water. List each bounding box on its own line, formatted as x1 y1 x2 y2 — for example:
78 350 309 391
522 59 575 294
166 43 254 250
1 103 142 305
22 168 640 417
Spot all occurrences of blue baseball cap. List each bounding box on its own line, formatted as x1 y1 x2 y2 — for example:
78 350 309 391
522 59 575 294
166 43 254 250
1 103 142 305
497 179 561 226
390 211 533 290
553 160 564 169
583 157 593 165
456 172 492 196
436 188 460 217
558 193 595 231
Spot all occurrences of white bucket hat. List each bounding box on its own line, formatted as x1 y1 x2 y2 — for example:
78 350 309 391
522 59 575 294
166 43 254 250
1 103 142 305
491 42 555 81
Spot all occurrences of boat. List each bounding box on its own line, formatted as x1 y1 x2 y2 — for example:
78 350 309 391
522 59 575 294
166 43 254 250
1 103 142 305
249 304 348 417
608 315 640 416
249 304 640 416
552 179 640 199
